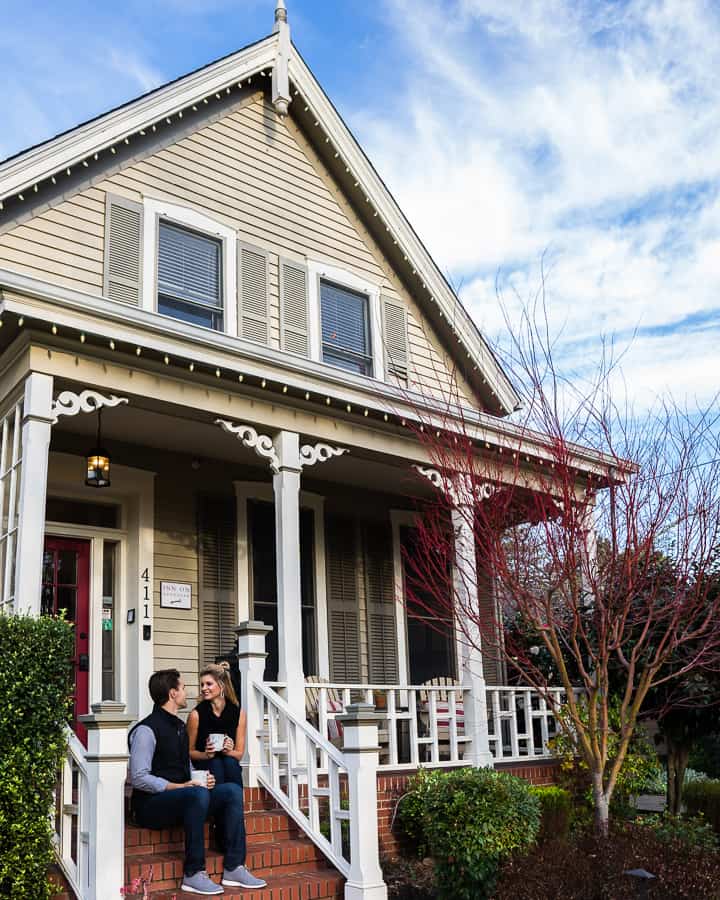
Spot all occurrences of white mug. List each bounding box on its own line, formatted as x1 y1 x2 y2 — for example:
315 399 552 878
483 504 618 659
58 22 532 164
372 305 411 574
208 733 226 751
190 768 208 788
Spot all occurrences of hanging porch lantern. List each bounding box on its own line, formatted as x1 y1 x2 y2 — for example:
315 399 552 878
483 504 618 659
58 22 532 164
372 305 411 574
85 408 111 488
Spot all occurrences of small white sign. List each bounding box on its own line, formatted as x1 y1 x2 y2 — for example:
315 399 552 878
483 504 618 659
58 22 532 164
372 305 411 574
160 581 192 610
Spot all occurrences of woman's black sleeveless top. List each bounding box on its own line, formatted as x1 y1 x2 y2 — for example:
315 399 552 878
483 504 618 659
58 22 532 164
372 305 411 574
193 699 241 751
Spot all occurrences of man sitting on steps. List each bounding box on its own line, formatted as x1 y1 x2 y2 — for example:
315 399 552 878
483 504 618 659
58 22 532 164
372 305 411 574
128 668 267 896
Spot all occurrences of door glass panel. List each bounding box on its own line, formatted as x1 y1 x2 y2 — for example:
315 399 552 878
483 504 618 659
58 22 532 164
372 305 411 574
41 584 54 616
102 542 117 700
57 585 77 621
57 550 77 585
42 551 54 584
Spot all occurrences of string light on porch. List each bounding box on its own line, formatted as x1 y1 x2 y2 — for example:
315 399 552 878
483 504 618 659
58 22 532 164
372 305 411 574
85 408 111 488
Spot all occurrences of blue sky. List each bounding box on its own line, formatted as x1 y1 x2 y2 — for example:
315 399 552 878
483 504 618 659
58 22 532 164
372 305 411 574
2 0 719 408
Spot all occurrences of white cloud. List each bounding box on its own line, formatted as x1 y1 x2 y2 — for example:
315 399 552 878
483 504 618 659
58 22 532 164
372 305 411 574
355 0 720 408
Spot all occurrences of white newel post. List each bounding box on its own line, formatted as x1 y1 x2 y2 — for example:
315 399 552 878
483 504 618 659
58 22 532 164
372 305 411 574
272 430 306 722
79 701 134 900
15 372 54 615
236 620 272 787
337 703 387 900
451 492 493 768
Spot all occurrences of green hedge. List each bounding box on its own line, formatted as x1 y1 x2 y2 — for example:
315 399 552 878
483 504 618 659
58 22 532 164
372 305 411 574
0 614 74 899
530 785 573 842
397 767 541 900
683 779 720 835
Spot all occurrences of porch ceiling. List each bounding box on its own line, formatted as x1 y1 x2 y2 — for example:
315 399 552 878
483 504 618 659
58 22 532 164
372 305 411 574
51 399 435 498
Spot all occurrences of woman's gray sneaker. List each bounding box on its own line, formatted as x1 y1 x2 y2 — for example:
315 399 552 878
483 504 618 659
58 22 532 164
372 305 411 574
222 864 267 888
180 869 224 894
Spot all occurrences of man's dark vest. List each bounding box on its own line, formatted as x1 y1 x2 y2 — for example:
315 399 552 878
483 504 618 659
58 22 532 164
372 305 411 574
129 705 190 812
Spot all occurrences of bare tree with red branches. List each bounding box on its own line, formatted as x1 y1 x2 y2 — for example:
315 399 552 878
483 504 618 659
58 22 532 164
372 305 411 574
403 295 720 836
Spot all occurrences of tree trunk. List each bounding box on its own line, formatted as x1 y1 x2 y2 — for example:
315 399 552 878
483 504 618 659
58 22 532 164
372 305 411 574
591 770 610 837
666 741 690 816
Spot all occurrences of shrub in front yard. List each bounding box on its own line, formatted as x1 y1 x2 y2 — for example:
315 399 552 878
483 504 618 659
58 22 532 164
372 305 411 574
397 767 540 899
0 614 74 899
634 813 717 850
684 778 720 834
530 785 572 842
494 821 720 899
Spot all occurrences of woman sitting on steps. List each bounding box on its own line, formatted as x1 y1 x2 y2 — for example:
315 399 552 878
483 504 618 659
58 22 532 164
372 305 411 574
188 663 246 787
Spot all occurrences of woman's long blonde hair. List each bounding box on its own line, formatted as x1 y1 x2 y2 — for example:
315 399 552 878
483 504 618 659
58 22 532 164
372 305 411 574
199 662 239 707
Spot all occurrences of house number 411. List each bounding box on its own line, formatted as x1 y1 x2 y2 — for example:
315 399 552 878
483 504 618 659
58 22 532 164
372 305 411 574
141 568 150 619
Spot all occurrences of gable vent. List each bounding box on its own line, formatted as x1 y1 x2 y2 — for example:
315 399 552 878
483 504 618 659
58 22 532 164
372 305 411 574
104 194 143 305
280 259 309 357
382 297 409 381
238 244 269 344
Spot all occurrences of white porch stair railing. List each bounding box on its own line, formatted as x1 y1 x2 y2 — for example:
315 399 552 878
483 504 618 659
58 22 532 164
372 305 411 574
54 729 90 900
53 703 132 900
238 621 388 900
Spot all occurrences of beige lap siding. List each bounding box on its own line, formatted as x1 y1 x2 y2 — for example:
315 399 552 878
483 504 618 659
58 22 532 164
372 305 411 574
153 481 199 701
0 92 474 405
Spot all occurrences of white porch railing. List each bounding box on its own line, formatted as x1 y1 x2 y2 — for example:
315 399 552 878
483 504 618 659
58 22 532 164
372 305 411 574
306 682 569 768
54 729 90 900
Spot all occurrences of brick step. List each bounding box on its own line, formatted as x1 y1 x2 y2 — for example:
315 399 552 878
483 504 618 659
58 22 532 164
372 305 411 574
127 810 302 854
147 869 345 900
126 840 330 884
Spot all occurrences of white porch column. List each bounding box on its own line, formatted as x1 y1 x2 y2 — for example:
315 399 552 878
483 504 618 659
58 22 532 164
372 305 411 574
414 466 494 768
272 430 306 722
79 701 134 900
451 504 490 768
218 420 347 722
337 703 387 900
15 372 54 615
236 619 272 787
450 485 494 768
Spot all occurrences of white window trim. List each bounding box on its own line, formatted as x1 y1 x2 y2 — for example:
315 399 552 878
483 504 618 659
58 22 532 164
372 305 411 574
307 259 385 381
141 198 238 338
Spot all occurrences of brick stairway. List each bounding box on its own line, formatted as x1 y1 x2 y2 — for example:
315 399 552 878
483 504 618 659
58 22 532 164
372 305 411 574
124 787 345 899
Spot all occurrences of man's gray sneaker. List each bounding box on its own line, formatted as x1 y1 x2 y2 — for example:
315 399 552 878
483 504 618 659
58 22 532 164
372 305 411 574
222 864 267 888
181 869 224 895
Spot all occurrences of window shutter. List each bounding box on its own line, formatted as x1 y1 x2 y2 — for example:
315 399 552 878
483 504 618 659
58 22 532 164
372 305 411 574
104 194 143 305
326 515 361 682
382 297 409 380
280 259 309 357
477 570 503 684
364 524 398 684
238 243 269 344
198 495 237 666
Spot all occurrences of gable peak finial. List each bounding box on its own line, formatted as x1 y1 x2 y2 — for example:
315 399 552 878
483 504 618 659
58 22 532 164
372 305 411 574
275 0 288 26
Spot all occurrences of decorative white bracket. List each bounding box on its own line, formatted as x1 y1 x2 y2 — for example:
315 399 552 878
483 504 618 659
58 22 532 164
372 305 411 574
272 0 291 117
413 465 496 507
217 420 348 473
216 420 281 473
51 390 128 425
300 442 348 467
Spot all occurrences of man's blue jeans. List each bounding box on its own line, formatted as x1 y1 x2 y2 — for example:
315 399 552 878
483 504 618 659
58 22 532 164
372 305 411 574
134 784 246 876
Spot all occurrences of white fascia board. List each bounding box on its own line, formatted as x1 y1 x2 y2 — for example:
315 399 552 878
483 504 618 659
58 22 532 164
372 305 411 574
0 37 277 201
289 48 519 416
0 269 616 476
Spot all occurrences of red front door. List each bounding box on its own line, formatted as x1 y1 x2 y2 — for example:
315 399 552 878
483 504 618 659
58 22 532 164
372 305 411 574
42 537 91 745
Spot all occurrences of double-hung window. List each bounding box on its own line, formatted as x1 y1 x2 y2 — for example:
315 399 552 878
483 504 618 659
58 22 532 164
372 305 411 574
320 279 372 375
157 221 223 331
